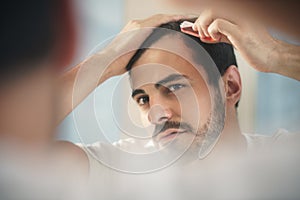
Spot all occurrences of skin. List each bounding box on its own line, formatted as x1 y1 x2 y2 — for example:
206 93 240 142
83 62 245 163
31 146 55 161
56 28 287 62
130 48 211 149
169 0 300 38
2 0 262 179
2 1 298 197
0 11 190 177
1 12 246 178
58 6 298 171
180 8 300 81
129 35 246 157
59 14 190 123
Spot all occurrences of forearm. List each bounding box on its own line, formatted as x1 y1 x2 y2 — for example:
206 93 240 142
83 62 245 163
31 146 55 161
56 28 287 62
56 14 189 124
272 42 300 81
57 50 119 123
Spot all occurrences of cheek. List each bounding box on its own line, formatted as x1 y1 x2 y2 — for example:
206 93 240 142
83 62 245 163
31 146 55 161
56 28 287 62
179 85 211 127
196 85 211 125
174 88 201 127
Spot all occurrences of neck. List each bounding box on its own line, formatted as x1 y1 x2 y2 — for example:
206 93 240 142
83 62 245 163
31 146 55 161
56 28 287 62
207 108 247 160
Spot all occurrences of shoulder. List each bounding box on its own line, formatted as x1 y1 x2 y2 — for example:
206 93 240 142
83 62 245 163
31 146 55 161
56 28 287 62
75 139 148 181
243 129 300 149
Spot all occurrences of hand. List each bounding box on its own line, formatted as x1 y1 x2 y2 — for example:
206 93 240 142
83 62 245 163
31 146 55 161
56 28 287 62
59 14 191 123
182 9 282 74
103 14 188 77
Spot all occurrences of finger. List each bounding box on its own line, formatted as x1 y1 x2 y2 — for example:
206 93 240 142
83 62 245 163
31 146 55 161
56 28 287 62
197 10 214 38
192 17 200 31
192 18 205 39
181 27 201 38
200 37 218 44
207 18 240 44
195 23 205 38
200 23 210 38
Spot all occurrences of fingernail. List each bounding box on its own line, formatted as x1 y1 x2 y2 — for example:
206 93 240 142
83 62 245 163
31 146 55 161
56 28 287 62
204 37 215 41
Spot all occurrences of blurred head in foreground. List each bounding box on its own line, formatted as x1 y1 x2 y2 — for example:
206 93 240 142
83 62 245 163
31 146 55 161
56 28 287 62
0 0 75 148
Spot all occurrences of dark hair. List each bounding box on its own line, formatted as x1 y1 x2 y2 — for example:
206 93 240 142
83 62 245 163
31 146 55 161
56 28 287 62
0 1 59 83
126 19 237 74
125 19 239 107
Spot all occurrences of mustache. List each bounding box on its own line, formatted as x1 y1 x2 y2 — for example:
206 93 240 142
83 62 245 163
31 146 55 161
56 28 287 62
153 121 194 136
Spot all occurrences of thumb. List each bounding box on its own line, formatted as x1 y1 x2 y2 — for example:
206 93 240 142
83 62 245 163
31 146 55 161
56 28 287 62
206 18 241 44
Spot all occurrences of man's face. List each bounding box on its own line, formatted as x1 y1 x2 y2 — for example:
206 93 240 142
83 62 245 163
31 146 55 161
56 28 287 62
130 46 213 150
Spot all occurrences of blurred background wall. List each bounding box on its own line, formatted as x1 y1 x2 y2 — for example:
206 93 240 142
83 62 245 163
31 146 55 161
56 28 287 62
58 0 300 144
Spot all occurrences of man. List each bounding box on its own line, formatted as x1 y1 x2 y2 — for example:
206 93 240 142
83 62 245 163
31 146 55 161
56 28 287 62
77 19 242 174
179 7 300 81
77 19 300 199
81 18 296 169
127 20 243 153
82 19 246 170
1 1 298 199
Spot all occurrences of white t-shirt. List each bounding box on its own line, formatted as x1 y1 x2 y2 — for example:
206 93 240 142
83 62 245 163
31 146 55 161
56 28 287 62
78 129 300 199
79 129 299 177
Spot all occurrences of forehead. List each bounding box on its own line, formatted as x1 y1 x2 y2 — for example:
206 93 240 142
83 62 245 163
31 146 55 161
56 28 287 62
129 33 212 90
130 48 203 89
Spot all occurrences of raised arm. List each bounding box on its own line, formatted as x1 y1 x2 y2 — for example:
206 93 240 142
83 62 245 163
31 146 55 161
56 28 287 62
57 14 187 123
182 9 300 81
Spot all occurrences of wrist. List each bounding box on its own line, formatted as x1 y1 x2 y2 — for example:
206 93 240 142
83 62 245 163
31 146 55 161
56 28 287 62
268 39 285 74
268 40 300 81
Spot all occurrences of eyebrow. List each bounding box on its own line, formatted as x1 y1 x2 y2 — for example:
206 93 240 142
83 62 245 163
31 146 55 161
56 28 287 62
131 74 190 98
155 74 189 89
131 89 146 98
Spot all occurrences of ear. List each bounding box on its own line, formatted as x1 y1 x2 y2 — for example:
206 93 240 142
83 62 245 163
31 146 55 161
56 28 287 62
222 65 242 107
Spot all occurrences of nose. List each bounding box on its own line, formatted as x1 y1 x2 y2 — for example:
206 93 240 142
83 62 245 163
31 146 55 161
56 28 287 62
148 103 173 125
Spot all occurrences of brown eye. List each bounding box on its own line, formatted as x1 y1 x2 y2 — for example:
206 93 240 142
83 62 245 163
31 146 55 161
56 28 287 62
137 96 149 106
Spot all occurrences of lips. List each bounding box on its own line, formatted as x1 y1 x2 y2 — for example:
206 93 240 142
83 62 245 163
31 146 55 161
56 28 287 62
156 128 186 144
